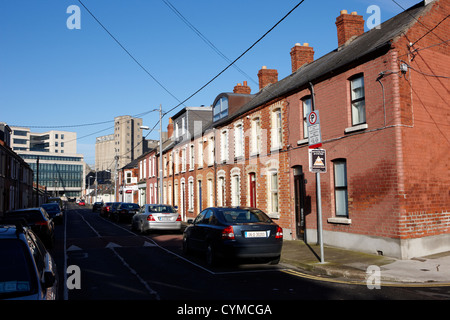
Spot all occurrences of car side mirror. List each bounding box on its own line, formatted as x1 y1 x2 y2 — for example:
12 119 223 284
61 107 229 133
187 219 194 225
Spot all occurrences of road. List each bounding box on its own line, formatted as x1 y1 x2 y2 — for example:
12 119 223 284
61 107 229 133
51 203 450 306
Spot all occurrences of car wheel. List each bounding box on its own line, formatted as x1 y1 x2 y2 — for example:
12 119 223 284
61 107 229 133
206 243 217 267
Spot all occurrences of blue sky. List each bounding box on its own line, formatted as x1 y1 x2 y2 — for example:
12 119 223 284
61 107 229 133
0 0 420 166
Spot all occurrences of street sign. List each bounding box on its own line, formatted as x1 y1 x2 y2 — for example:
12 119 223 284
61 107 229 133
307 111 322 148
309 148 327 173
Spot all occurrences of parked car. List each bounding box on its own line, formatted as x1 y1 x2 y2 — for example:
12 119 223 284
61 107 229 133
107 202 122 220
0 223 58 300
110 202 140 222
47 197 65 212
78 200 85 206
40 203 63 224
92 201 104 212
4 208 55 249
100 202 113 217
183 207 283 266
132 204 181 233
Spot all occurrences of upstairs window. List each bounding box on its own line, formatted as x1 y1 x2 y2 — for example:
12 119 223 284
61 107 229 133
350 75 366 126
234 123 244 159
251 117 261 155
271 108 282 150
221 130 228 163
302 96 312 139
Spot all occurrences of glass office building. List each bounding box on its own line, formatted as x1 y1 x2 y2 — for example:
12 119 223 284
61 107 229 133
10 127 85 199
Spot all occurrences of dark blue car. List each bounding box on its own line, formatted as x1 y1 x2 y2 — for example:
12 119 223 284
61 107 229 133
183 207 283 266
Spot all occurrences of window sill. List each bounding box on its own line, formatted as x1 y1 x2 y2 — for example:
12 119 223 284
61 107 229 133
270 147 281 153
327 217 352 225
345 123 368 134
268 213 280 219
297 138 308 146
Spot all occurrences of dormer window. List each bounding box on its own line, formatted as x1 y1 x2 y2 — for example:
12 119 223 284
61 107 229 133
213 97 228 122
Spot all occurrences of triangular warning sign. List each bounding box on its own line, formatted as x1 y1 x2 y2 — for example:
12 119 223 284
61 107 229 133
314 156 324 166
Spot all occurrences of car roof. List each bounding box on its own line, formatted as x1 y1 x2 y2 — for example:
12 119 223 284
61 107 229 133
7 208 43 213
0 224 28 241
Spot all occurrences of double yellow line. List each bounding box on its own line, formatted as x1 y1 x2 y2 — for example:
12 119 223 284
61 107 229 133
282 269 450 288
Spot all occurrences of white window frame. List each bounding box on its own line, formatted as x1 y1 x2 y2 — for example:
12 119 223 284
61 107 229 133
231 168 241 207
251 117 261 156
181 147 187 173
208 136 214 166
197 141 203 168
333 159 349 217
189 144 195 171
350 75 366 126
234 123 244 159
268 170 279 215
271 108 283 151
302 97 312 139
221 129 228 163
188 177 194 211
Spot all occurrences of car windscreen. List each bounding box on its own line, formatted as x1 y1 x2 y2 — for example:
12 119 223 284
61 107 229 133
122 203 140 210
0 239 38 299
218 209 272 224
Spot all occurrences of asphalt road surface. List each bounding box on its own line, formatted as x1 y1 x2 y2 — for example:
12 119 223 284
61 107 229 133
50 204 450 307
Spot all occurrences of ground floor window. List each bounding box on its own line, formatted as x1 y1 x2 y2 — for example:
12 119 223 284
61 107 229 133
333 159 348 217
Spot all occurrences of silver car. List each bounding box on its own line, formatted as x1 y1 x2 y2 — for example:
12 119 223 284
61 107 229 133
132 204 181 233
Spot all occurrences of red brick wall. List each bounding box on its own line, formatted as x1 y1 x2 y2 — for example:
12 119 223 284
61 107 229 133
394 0 450 239
286 0 449 241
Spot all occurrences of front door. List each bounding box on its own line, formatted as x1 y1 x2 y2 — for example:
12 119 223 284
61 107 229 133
249 173 256 207
293 166 306 239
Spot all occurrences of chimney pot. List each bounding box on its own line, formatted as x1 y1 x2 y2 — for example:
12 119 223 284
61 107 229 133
233 81 251 94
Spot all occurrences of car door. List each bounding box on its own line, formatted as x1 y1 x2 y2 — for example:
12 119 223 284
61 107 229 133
188 210 206 250
196 209 213 252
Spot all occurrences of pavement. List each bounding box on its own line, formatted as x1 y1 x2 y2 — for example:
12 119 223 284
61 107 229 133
280 240 450 285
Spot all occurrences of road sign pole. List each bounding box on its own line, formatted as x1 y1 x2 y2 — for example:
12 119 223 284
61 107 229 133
316 171 325 263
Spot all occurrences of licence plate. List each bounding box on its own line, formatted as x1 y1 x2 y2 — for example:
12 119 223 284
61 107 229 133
159 217 171 222
245 231 268 238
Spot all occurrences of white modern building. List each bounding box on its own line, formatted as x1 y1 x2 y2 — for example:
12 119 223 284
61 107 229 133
10 127 85 199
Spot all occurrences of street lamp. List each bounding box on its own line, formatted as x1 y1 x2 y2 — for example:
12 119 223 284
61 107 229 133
140 104 164 204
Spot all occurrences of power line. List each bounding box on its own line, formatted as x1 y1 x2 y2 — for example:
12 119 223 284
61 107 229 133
163 0 307 116
391 0 448 46
110 0 307 168
77 0 185 107
161 0 258 86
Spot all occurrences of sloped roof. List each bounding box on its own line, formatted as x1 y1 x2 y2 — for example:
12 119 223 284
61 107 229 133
214 1 432 126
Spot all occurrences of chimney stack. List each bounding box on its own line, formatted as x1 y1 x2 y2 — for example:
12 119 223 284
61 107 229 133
290 43 314 73
167 117 173 139
233 81 251 94
257 66 278 90
335 10 365 47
